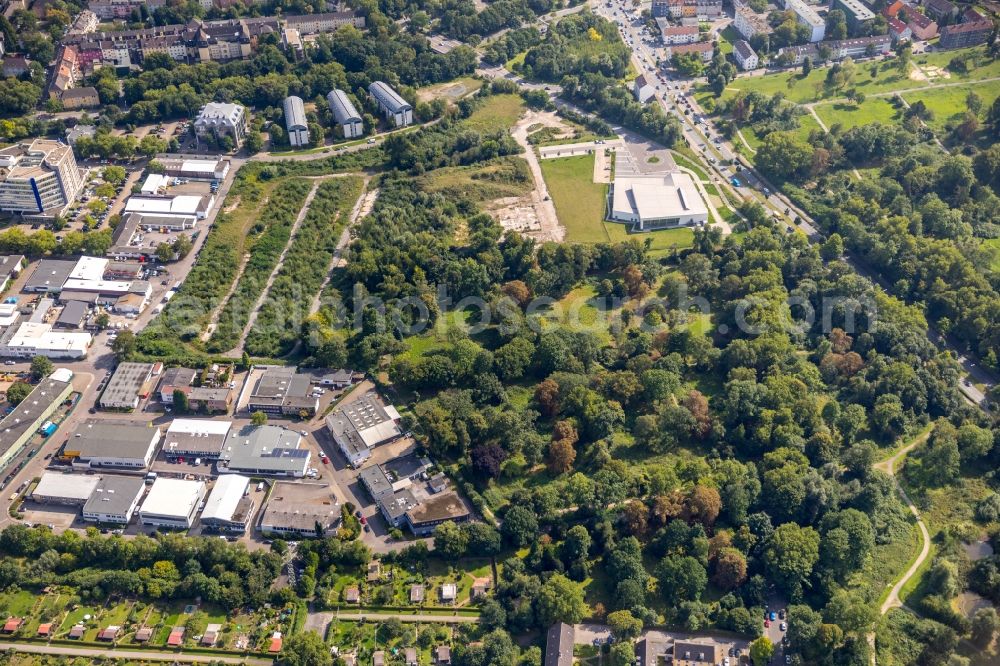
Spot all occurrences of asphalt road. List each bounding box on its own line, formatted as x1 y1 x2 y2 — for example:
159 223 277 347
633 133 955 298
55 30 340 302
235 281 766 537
0 641 272 665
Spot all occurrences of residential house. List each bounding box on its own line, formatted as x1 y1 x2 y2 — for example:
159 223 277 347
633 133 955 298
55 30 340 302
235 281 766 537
887 17 913 41
902 5 938 40
436 646 452 664
733 5 771 39
939 19 993 47
97 626 120 641
733 39 759 70
668 41 714 62
633 73 656 103
2 56 30 77
61 87 101 110
923 0 957 21
661 24 700 44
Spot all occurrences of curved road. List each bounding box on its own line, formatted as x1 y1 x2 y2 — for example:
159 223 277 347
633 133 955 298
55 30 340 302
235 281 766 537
875 432 932 615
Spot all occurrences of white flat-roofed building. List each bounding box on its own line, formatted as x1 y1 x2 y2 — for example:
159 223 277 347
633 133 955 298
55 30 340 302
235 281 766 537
163 418 231 459
282 96 309 147
82 474 145 524
139 477 206 528
325 392 403 468
369 81 412 127
31 472 100 505
609 172 709 231
140 173 170 194
327 89 363 138
123 194 212 220
69 256 108 281
201 474 254 532
0 303 19 329
157 157 230 181
1 322 92 359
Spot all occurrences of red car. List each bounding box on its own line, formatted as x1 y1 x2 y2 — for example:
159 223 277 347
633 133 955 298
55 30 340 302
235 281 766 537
764 620 770 628
360 516 367 525
320 454 329 464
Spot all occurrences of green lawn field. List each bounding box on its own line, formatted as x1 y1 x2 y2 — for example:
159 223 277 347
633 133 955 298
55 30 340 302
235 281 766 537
814 96 901 131
462 94 525 133
706 45 999 107
539 154 610 243
901 84 1000 133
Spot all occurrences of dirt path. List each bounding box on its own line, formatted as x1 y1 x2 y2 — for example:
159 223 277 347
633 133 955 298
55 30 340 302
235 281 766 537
876 431 932 615
225 179 323 356
308 180 378 316
510 110 565 242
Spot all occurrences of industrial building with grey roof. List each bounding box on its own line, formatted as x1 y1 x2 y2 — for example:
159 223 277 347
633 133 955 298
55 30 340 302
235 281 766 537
217 424 310 477
82 474 146 524
63 420 161 469
247 366 319 416
259 481 340 535
99 362 155 410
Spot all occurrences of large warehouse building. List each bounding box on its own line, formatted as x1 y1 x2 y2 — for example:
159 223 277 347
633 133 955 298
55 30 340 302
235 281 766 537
325 392 403 467
139 478 206 528
64 420 161 469
200 474 254 533
217 425 310 477
82 475 146 524
0 369 74 472
259 482 340 536
31 472 100 505
608 172 708 231
163 418 232 459
99 362 156 410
